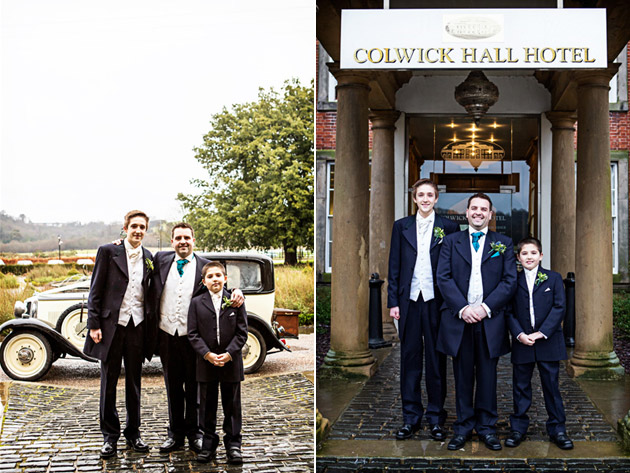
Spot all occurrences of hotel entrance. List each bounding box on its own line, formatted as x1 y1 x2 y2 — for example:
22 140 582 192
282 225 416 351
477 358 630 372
411 115 539 244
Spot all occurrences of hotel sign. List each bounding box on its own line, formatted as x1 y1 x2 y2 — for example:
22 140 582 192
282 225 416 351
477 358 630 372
340 9 607 69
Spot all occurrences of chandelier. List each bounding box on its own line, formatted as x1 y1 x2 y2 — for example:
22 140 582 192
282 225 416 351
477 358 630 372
454 71 499 125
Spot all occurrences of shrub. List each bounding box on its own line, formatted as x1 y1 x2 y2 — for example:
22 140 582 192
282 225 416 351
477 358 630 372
274 264 314 326
0 273 20 289
316 285 331 333
614 291 630 337
0 285 35 328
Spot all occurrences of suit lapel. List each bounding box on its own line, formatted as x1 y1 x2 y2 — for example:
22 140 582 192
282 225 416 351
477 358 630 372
142 247 152 283
112 244 129 279
193 254 206 297
160 252 175 286
454 230 472 265
219 288 231 318
517 270 529 293
533 267 547 294
200 290 216 316
402 215 417 252
481 230 494 264
430 214 441 251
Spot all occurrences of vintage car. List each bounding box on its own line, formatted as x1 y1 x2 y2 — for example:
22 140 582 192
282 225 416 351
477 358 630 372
0 253 297 381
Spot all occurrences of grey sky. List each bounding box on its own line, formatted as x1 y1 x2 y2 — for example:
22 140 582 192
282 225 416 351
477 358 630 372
1 0 314 224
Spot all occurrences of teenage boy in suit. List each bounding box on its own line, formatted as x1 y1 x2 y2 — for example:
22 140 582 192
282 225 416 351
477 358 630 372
152 223 244 453
504 237 573 450
84 210 155 458
188 262 248 465
436 193 517 451
387 178 459 441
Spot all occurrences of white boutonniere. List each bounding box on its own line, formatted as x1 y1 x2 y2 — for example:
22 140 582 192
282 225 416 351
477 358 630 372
433 227 445 244
145 258 154 271
535 271 548 286
488 241 507 258
221 296 232 310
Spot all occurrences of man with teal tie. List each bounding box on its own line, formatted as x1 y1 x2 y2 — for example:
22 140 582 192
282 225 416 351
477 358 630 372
436 193 517 451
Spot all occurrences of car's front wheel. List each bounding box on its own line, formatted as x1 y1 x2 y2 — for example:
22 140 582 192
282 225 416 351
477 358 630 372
0 330 53 381
56 303 88 350
243 327 266 374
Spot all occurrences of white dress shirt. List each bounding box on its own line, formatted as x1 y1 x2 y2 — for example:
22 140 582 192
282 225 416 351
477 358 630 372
118 239 145 327
159 253 196 336
460 226 491 318
211 291 222 345
410 211 435 302
524 265 538 331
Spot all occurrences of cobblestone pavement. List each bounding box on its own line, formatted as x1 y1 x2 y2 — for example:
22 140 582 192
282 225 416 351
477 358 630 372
0 373 313 472
317 457 630 472
317 343 630 471
327 343 617 442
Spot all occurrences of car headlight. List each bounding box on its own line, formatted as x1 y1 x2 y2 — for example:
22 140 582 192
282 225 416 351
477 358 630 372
14 300 26 318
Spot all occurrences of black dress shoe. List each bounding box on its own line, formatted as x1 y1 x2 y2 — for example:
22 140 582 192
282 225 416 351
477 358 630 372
447 434 470 450
100 441 117 458
551 432 574 450
126 437 150 453
504 431 525 448
395 423 420 440
197 449 216 463
226 447 243 465
429 424 446 441
480 433 502 450
188 438 203 453
159 437 184 453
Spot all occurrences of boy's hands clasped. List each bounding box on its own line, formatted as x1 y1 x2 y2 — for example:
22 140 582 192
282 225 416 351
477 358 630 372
517 331 545 346
204 351 233 366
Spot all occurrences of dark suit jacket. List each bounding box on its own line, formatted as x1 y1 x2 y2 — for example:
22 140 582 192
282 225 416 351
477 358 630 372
507 267 567 363
187 288 248 383
387 213 459 341
436 229 517 359
83 243 155 362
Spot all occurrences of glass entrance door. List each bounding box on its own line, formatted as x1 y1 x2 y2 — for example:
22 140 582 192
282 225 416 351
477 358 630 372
409 116 538 243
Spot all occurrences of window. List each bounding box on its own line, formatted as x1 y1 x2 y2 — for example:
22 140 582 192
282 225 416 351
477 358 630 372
226 261 262 292
612 162 619 274
325 162 335 272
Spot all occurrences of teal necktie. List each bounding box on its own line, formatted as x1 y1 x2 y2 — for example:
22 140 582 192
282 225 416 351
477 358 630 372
471 232 484 252
176 259 189 277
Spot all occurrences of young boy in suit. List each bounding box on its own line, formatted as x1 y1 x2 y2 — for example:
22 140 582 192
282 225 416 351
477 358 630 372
505 237 573 450
187 262 248 464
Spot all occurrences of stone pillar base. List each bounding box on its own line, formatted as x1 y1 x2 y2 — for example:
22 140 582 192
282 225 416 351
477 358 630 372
322 349 376 377
568 350 625 380
382 320 399 342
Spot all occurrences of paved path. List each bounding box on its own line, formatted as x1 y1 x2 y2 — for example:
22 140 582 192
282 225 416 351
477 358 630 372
317 343 630 472
0 373 313 472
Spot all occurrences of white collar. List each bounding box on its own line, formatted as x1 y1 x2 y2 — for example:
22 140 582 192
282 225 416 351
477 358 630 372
524 265 540 278
176 252 194 263
416 211 435 225
468 226 488 236
124 239 142 253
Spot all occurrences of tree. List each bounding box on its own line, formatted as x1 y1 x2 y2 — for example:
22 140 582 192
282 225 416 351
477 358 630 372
177 79 313 265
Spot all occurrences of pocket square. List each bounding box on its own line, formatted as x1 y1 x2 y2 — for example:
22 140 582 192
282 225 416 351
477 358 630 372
544 288 551 292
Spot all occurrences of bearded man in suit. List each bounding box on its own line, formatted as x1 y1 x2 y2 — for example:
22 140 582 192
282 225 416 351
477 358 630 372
152 222 243 454
436 193 517 451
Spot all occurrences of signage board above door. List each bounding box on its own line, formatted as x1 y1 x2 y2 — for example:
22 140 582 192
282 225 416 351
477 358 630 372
340 9 607 70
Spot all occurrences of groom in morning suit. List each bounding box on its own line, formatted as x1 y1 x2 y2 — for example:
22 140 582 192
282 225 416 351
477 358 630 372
152 222 243 453
387 178 459 441
436 193 517 451
84 210 156 458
